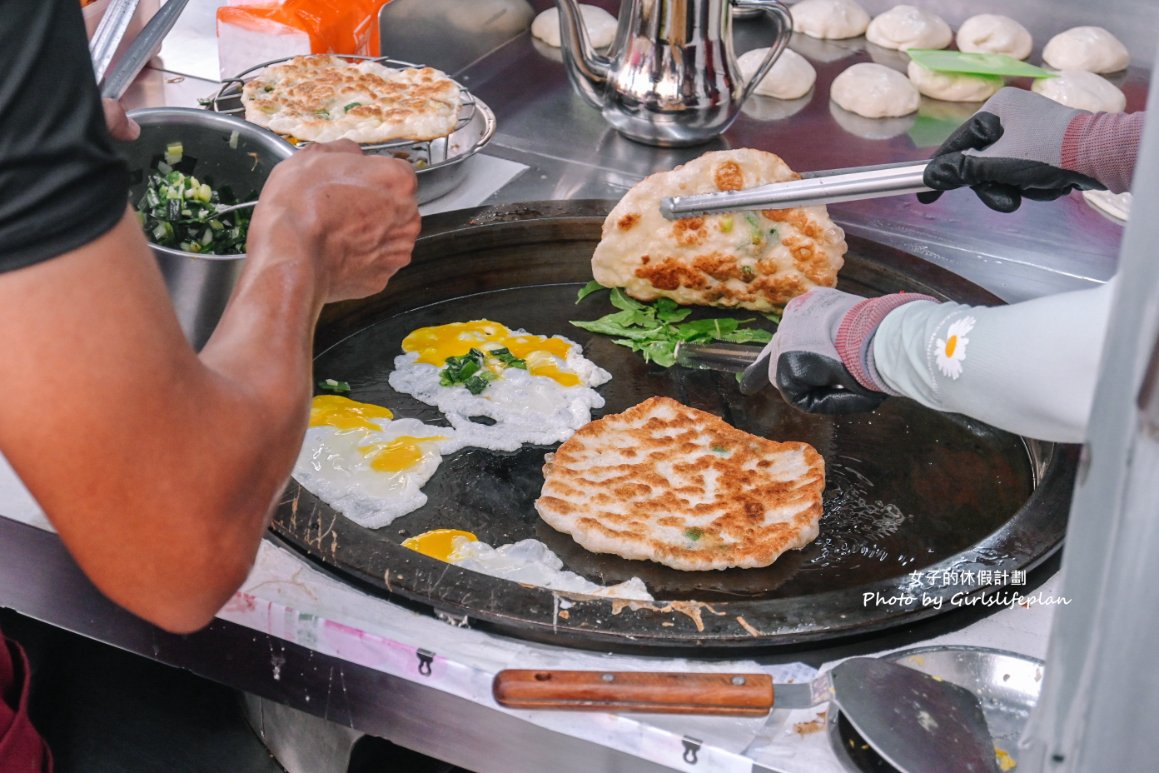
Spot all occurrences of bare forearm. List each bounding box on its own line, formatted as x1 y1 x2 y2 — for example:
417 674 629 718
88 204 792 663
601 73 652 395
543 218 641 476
0 215 325 631
0 144 417 632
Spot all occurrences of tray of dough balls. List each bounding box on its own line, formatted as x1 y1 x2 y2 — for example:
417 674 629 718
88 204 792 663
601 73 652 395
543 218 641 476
720 1 1145 149
207 53 496 204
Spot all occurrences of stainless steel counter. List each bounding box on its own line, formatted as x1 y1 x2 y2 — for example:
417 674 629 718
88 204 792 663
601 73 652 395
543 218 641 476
0 1 1150 771
454 6 1146 303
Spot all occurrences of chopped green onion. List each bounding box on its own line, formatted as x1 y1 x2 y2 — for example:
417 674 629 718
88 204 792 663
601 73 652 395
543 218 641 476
134 153 250 254
163 141 183 165
318 378 351 393
438 347 528 394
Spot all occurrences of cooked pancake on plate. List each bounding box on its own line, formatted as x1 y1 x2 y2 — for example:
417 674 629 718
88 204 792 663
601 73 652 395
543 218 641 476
535 396 826 571
241 54 462 143
591 148 847 312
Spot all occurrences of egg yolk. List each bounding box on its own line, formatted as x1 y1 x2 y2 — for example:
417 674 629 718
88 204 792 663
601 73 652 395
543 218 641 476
309 395 394 431
401 529 478 561
401 320 580 387
359 435 446 472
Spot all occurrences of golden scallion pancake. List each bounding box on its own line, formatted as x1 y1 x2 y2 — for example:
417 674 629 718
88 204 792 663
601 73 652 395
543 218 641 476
591 149 847 312
535 396 826 571
241 54 462 143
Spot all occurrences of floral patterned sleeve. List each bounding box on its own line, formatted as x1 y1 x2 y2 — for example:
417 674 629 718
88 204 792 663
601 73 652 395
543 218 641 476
871 278 1116 443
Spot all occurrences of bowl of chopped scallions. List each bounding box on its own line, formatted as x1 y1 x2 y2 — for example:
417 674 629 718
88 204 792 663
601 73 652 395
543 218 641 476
117 108 295 349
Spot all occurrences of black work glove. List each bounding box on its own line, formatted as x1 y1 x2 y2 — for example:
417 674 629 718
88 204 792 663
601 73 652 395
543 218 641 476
917 87 1104 212
759 288 937 414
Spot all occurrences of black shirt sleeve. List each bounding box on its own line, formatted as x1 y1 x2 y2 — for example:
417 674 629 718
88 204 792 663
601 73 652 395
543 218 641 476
0 0 130 273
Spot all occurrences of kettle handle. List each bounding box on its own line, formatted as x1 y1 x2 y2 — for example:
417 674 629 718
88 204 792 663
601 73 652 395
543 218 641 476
732 0 794 105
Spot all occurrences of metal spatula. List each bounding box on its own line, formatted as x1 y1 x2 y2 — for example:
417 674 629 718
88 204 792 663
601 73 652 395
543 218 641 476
673 340 770 395
493 658 1000 773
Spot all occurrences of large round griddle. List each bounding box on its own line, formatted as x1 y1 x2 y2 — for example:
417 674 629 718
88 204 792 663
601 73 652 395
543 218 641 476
272 200 1077 651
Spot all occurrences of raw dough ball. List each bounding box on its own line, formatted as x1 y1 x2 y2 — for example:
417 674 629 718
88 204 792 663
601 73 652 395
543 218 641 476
907 60 1002 102
1032 70 1126 113
738 48 817 99
1042 27 1130 73
831 62 921 118
865 5 952 51
790 0 870 40
956 14 1033 60
531 5 618 49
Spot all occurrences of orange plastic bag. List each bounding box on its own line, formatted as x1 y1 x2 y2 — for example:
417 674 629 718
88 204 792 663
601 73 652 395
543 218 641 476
217 0 388 59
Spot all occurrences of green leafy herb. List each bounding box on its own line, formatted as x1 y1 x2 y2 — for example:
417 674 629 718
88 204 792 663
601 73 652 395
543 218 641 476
571 287 773 367
684 528 703 541
710 445 728 455
318 378 351 394
576 280 607 302
343 102 363 112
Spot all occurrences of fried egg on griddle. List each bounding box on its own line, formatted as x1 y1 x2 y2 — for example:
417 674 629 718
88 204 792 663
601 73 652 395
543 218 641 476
292 395 464 529
388 320 612 451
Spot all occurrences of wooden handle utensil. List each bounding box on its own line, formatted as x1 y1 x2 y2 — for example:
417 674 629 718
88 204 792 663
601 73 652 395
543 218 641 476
492 669 775 716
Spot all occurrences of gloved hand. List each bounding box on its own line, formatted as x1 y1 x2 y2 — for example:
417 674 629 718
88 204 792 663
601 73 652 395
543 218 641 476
918 87 1103 212
760 288 936 414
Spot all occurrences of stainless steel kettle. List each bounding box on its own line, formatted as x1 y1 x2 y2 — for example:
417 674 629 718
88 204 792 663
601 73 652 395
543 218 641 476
554 0 794 147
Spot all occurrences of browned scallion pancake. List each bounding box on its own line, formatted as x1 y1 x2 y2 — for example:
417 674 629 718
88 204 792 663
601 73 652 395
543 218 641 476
591 148 847 312
241 54 462 143
535 396 826 571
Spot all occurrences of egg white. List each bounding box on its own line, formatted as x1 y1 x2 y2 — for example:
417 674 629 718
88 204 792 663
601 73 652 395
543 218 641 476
387 335 612 451
292 417 463 529
449 537 653 600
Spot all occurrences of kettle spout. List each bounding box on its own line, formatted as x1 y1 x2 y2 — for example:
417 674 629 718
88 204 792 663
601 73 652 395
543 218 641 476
554 0 615 109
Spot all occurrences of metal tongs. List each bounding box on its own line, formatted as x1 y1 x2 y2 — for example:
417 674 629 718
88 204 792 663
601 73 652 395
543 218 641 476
89 0 192 100
664 160 934 388
660 160 931 219
88 0 143 86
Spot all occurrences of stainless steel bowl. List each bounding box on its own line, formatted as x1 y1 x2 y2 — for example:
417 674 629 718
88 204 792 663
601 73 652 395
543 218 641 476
117 107 296 349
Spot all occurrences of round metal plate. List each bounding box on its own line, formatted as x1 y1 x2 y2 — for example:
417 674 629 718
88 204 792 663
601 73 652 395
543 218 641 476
207 55 495 204
271 200 1077 651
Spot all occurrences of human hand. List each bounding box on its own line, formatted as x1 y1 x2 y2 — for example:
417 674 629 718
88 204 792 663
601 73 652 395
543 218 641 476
760 288 936 413
917 87 1102 212
247 140 420 304
102 98 140 141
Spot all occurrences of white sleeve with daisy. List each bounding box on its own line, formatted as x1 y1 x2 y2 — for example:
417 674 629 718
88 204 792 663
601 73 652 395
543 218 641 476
871 278 1117 443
